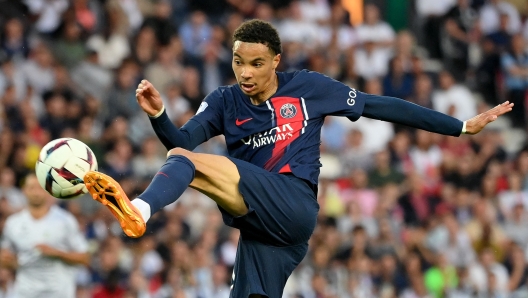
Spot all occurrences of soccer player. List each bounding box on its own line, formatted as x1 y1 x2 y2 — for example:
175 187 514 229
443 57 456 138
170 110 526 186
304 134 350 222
83 20 513 297
0 174 90 298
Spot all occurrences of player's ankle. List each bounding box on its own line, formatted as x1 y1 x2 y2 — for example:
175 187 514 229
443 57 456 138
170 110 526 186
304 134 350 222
132 198 151 222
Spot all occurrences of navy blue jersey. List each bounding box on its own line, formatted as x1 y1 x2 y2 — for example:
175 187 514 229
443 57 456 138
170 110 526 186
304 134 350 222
190 70 365 185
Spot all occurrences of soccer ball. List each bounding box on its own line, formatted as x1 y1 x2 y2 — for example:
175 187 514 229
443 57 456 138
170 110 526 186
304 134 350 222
35 138 98 199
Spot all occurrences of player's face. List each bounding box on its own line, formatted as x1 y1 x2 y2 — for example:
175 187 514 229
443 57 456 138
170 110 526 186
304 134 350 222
23 175 49 207
232 41 280 101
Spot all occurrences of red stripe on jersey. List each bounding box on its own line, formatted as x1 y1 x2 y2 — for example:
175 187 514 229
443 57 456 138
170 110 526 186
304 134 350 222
279 164 292 173
263 97 305 171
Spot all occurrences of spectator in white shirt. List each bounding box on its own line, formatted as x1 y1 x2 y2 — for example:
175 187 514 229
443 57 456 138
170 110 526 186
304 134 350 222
23 0 69 34
468 248 509 293
356 4 395 49
432 70 477 121
480 0 522 35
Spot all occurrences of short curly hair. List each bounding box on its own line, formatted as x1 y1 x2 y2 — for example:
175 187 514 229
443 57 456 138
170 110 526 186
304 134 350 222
233 19 282 55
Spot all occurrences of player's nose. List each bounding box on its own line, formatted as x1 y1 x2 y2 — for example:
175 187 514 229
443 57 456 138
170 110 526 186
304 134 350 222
240 68 252 79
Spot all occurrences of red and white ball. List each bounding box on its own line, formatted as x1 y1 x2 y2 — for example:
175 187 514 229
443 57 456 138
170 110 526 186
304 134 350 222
35 138 98 199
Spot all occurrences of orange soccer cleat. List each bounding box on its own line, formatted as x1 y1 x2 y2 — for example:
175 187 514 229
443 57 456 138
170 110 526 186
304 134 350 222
84 171 146 238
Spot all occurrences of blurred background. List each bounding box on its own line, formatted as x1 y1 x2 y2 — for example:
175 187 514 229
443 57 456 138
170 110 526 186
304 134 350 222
1 0 528 297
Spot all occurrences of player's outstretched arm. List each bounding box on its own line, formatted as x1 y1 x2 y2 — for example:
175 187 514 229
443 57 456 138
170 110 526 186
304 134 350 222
135 80 208 151
361 94 513 136
464 101 514 135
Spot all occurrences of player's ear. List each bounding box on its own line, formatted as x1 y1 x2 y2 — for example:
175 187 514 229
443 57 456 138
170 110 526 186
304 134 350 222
272 54 281 70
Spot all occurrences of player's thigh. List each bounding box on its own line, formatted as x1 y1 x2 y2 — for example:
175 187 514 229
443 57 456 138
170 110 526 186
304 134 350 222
167 148 247 216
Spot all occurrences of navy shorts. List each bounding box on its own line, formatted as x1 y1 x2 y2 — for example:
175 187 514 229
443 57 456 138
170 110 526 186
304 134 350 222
219 158 319 298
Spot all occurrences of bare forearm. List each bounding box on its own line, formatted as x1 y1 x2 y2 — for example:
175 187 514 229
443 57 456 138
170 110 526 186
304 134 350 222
55 251 90 266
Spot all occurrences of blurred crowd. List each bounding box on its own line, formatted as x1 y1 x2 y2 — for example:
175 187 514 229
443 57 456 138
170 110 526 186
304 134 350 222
1 0 528 297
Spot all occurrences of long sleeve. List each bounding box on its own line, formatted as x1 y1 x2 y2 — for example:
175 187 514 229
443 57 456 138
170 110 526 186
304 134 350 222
149 110 208 151
361 94 464 137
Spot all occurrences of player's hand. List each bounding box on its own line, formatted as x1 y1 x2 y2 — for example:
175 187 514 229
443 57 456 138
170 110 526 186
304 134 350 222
35 244 61 257
0 250 17 268
136 79 164 117
464 101 514 135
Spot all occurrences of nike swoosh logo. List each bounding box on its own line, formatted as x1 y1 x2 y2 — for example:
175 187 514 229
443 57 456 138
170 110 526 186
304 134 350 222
236 118 253 126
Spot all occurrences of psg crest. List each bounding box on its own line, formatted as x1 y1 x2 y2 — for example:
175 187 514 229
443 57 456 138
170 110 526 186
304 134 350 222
280 103 297 118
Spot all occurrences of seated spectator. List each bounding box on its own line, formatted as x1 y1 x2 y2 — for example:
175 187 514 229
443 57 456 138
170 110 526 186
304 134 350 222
498 172 528 219
480 0 522 36
424 253 458 298
368 149 405 189
340 129 373 173
487 13 513 52
500 34 528 128
132 135 165 180
0 167 26 214
467 248 509 294
431 70 477 121
440 0 478 81
0 18 29 61
382 56 415 100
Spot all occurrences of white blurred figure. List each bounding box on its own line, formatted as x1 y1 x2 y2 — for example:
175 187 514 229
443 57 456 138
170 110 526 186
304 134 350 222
132 136 166 179
409 130 443 178
137 235 164 279
209 264 230 298
299 0 330 23
343 79 394 152
21 43 55 95
0 174 90 298
0 168 26 213
86 2 131 69
479 0 522 35
353 41 390 79
467 248 509 294
432 70 477 121
220 229 239 269
117 0 143 33
319 4 358 51
278 1 322 48
498 172 528 220
23 0 69 34
355 4 395 51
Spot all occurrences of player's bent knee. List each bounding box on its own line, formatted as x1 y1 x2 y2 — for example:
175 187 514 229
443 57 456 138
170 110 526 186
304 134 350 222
167 147 192 158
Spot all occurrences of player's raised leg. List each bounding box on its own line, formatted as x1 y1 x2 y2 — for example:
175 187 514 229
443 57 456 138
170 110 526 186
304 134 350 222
84 147 247 238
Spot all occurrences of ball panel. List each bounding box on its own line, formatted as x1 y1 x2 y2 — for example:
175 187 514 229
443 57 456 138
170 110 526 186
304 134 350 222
42 146 74 168
85 147 98 171
63 157 91 181
66 139 89 159
35 161 52 191
60 184 86 199
38 138 72 162
50 167 80 189
50 180 63 198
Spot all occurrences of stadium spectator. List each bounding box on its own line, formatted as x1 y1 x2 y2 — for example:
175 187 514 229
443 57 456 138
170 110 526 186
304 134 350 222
0 174 89 297
501 34 528 128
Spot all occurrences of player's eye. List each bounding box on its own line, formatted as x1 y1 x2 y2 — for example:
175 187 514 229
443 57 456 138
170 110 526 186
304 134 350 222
254 63 263 67
234 60 241 65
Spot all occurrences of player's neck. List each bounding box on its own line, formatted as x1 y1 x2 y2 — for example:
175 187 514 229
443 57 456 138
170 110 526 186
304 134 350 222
28 205 50 220
249 74 278 105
